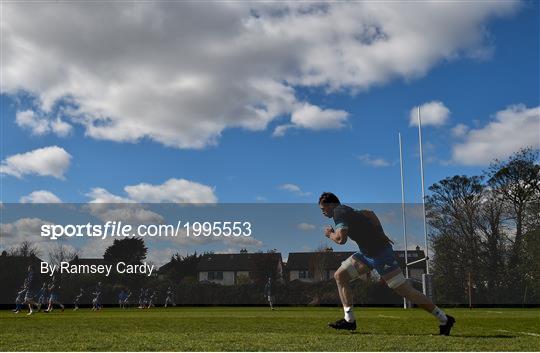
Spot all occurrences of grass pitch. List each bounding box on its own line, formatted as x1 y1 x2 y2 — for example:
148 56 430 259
1 307 539 351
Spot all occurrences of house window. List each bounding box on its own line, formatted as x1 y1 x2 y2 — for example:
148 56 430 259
208 271 223 280
299 270 313 279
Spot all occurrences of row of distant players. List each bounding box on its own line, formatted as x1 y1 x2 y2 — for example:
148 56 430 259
110 286 176 310
13 266 176 315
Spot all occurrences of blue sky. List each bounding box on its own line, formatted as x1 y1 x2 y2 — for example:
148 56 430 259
1 1 538 262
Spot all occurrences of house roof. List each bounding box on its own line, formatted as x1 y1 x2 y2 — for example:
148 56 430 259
158 260 175 273
69 256 112 266
286 250 426 270
0 253 44 267
196 252 282 272
286 251 354 270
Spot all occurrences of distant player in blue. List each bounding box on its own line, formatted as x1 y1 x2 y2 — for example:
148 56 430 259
118 289 127 308
122 290 131 309
73 288 84 310
319 192 455 335
13 285 26 314
264 277 274 310
92 282 102 311
44 278 65 312
138 288 145 309
37 282 48 312
142 288 150 308
146 290 156 309
23 265 39 315
164 286 175 308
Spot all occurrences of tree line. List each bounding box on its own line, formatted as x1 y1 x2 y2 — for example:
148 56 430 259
427 148 539 305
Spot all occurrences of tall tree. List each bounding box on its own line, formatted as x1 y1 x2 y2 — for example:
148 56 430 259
48 242 79 268
427 175 484 303
103 238 148 264
8 241 40 257
487 148 540 301
476 188 507 302
164 252 202 282
487 148 540 249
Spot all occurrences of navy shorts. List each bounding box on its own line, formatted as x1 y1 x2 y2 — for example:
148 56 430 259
352 247 400 276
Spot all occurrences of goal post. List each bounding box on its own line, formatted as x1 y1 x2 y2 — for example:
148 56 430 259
398 106 433 307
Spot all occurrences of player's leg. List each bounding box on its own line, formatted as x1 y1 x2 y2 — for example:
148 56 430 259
26 300 37 315
13 299 21 313
381 268 455 335
24 292 36 315
26 302 33 315
47 295 54 312
330 255 370 330
56 299 65 311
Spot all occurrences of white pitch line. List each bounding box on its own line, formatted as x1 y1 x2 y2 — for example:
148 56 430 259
497 329 540 337
486 311 503 314
377 314 399 319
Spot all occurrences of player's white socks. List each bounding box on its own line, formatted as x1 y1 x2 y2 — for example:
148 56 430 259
344 306 355 323
431 306 448 325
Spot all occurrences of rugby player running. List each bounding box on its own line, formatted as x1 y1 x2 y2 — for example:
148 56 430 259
319 192 455 335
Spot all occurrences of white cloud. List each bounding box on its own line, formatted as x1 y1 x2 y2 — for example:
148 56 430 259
358 154 391 167
85 187 163 224
15 110 72 137
89 206 165 225
451 123 469 137
272 124 295 138
452 104 540 166
78 237 115 259
2 2 518 148
278 183 311 197
125 178 217 203
146 247 177 267
409 101 451 127
16 110 49 135
86 187 132 204
0 146 72 179
51 118 73 136
20 190 62 203
1 217 52 239
87 179 216 204
274 104 348 137
216 248 239 255
0 218 55 255
83 178 217 223
224 236 263 248
297 222 316 231
291 104 348 130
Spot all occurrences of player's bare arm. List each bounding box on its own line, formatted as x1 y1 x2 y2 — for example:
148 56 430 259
324 226 348 245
